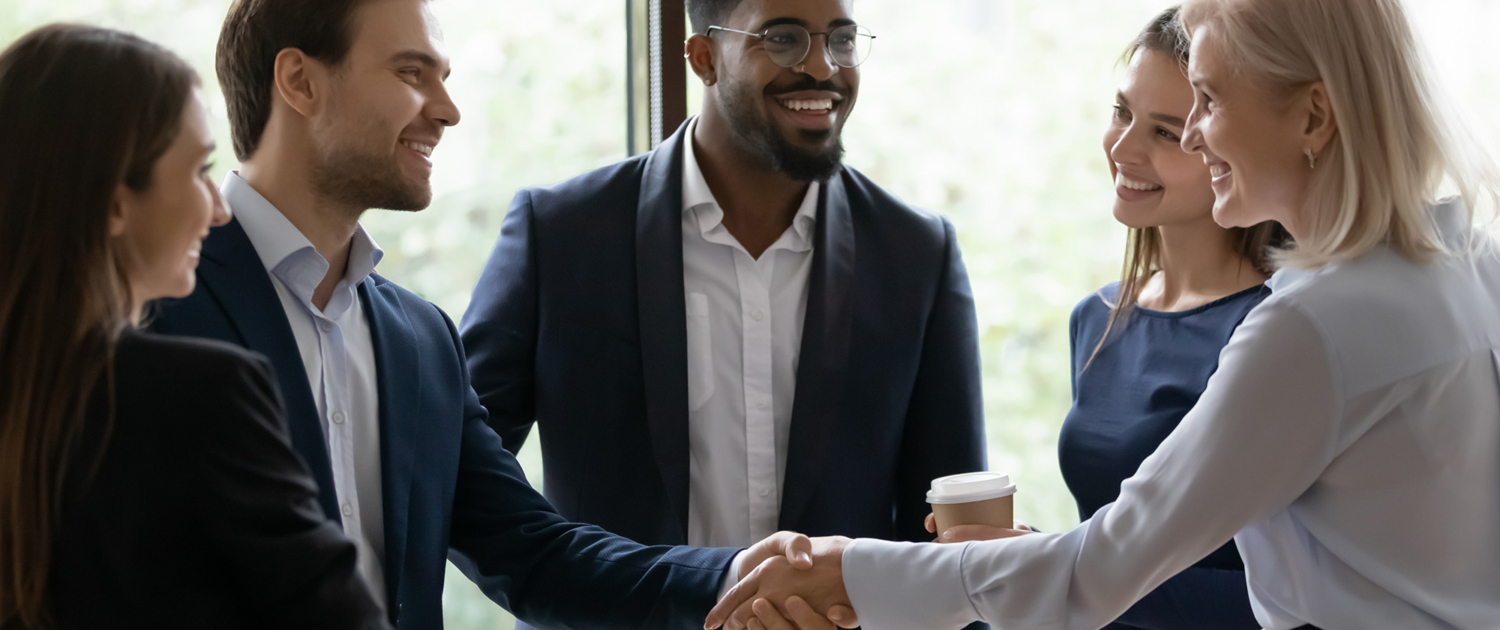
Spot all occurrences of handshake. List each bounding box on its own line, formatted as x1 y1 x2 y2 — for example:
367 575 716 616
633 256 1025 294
708 473 1026 630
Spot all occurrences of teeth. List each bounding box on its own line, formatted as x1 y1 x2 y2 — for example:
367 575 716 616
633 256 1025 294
402 141 434 157
1210 165 1230 178
782 98 833 112
1116 173 1163 192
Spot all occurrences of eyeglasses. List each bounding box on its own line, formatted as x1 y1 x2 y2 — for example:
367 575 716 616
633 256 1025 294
707 23 876 69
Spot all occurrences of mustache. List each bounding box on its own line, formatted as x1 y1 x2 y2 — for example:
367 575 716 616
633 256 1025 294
766 76 850 98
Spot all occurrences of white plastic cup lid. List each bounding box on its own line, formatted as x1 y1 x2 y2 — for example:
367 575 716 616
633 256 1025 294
926 472 1017 505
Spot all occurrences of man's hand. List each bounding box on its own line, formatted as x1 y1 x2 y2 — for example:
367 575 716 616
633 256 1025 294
739 531 818 577
705 536 855 630
741 596 843 630
923 513 1034 543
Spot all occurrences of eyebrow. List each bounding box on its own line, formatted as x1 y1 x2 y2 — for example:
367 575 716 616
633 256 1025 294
1116 92 1187 128
754 16 857 31
390 50 452 80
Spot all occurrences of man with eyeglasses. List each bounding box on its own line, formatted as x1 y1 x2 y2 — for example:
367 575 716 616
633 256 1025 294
462 2 985 627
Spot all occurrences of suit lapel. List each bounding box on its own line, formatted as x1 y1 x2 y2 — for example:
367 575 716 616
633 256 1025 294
359 279 417 612
636 121 693 539
198 219 343 523
779 172 857 530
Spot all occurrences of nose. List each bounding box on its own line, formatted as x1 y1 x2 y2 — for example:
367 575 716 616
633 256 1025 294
208 180 230 227
795 35 839 82
1181 105 1205 155
1110 120 1149 166
428 81 462 128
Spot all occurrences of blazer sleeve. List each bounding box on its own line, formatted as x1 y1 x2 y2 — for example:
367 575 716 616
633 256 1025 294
460 188 541 455
196 351 389 630
893 217 987 543
441 308 739 630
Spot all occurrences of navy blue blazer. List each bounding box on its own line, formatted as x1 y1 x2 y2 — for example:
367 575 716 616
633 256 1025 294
151 216 736 630
460 122 987 549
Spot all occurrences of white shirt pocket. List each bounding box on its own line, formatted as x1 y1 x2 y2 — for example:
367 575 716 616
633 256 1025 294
686 292 715 410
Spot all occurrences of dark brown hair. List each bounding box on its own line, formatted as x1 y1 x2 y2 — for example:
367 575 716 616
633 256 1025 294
688 0 745 35
216 0 372 161
0 24 197 627
1088 6 1289 368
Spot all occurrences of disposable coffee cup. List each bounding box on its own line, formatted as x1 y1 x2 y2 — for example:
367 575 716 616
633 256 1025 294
927 472 1016 536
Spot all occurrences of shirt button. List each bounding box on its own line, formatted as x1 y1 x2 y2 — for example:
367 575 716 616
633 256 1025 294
319 321 333 333
331 411 345 425
341 503 353 517
750 309 765 322
757 486 770 497
755 397 770 410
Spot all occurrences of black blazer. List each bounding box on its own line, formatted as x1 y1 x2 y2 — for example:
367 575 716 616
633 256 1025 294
46 331 386 629
150 217 737 630
461 121 988 547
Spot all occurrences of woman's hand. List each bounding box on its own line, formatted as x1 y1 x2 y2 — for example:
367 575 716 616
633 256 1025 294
924 513 1035 543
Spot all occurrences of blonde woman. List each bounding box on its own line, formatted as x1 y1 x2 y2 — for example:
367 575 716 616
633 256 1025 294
705 0 1500 629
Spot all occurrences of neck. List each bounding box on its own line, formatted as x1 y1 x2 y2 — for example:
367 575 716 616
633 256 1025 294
1145 215 1266 311
693 108 811 258
239 145 362 311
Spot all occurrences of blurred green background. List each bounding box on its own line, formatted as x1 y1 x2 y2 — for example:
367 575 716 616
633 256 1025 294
5 0 1497 628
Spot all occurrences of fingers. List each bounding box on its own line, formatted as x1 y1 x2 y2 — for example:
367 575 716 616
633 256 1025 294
825 604 861 629
750 598 800 630
1014 520 1035 532
940 524 1032 543
705 569 762 629
782 596 839 630
924 512 937 533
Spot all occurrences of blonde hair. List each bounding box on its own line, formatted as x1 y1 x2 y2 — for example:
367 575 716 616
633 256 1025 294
1181 0 1500 267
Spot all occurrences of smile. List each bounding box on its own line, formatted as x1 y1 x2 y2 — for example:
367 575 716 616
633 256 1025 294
779 98 834 113
1116 173 1163 192
402 140 435 157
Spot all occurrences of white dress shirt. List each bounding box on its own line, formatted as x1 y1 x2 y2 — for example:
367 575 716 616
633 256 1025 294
843 200 1500 630
681 118 820 548
223 172 388 606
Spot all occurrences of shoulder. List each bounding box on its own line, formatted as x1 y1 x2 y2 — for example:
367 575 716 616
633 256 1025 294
1070 282 1118 329
117 330 274 389
1261 246 1500 395
366 274 462 340
840 166 953 248
513 154 650 220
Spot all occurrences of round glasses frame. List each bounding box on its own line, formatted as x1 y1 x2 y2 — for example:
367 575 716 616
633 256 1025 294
706 23 876 69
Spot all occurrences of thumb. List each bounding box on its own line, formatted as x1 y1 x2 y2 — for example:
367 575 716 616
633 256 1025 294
827 605 860 628
783 532 813 569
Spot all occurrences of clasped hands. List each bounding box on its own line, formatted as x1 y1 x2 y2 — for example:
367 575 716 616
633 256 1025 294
706 518 1031 630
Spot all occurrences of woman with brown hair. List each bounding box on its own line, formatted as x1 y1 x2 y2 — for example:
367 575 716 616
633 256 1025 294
0 24 386 629
922 8 1280 629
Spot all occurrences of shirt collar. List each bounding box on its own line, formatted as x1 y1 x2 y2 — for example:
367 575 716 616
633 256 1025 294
221 171 384 301
680 117 819 251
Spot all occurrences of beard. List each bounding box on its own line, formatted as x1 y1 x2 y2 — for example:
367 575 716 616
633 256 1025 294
310 136 431 212
718 76 847 182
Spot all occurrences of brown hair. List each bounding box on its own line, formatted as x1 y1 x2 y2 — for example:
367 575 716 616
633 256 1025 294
0 24 197 627
216 0 373 161
1089 6 1289 367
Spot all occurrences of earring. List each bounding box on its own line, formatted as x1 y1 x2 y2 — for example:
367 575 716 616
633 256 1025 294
704 77 715 86
1305 148 1317 170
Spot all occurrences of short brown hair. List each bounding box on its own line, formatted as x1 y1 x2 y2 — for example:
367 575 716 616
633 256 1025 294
216 0 369 161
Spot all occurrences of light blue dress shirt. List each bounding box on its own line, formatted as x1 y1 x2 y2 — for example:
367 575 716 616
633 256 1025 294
222 172 389 606
842 200 1500 630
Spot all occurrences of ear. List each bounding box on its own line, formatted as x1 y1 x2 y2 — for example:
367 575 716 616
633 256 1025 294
272 48 323 118
1302 81 1338 154
685 33 717 87
108 183 132 238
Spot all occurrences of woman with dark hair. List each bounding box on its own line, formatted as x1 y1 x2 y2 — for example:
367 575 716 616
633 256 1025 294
0 24 386 629
922 7 1276 629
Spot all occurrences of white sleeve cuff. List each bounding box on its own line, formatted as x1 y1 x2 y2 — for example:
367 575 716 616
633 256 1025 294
843 538 981 630
717 550 746 601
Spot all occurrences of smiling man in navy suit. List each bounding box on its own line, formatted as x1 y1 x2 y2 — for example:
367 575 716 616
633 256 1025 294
150 0 813 628
461 1 987 628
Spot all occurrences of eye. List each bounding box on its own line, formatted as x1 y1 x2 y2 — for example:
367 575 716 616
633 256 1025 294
199 161 215 177
400 67 422 82
1156 127 1182 142
1112 104 1130 122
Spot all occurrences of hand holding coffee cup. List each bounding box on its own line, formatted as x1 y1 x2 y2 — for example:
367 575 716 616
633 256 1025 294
926 472 1026 542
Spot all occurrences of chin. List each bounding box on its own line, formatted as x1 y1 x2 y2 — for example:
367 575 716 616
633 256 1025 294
1211 198 1253 229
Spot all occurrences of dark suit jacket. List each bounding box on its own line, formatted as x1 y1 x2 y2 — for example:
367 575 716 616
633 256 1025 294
461 122 987 549
151 215 736 630
48 331 387 630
